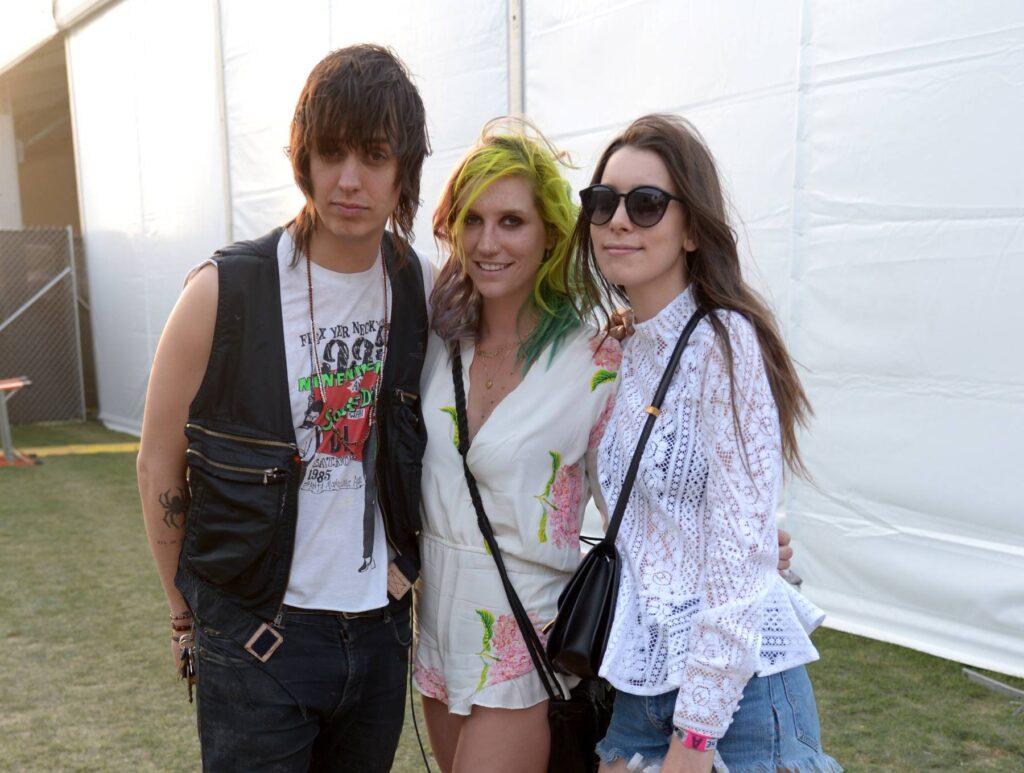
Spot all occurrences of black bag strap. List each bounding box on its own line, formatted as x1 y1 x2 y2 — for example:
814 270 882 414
449 307 706 701
451 343 566 703
602 309 706 545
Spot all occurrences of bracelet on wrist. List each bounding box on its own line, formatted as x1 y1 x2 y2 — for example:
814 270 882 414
674 728 717 752
170 610 193 622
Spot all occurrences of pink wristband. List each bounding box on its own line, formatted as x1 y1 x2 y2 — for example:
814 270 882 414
675 729 717 752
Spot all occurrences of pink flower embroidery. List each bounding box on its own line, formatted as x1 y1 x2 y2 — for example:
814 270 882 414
548 462 584 549
414 664 448 703
589 336 622 370
588 394 615 451
489 612 548 685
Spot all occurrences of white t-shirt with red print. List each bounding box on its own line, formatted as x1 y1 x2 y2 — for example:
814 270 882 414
277 228 433 612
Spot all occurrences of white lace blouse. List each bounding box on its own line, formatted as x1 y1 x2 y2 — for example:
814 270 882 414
597 287 824 740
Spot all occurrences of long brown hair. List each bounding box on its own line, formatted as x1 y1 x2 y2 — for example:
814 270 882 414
569 114 812 476
287 44 430 264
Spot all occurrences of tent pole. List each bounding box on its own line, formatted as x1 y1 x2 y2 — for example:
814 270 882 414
212 0 233 244
507 0 524 115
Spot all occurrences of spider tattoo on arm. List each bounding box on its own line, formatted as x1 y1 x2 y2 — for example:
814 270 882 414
160 487 190 529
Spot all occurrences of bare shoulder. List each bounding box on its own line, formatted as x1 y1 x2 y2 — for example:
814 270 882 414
182 260 218 301
151 262 218 385
139 262 219 452
171 262 218 334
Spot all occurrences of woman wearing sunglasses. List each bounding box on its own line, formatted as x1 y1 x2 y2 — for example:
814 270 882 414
571 114 841 773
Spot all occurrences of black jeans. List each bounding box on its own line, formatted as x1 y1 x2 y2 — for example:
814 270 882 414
195 603 412 772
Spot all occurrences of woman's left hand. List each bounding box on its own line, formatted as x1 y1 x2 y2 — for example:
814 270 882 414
660 734 715 773
605 307 635 341
777 528 793 572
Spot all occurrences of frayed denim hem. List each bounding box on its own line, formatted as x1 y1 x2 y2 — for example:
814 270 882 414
595 743 666 768
723 751 843 773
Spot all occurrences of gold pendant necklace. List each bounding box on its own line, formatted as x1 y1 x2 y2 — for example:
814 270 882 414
477 347 513 390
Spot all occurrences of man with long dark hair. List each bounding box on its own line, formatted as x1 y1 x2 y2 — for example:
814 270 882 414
137 45 432 771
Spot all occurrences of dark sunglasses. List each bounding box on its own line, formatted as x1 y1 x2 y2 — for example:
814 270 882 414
579 184 685 228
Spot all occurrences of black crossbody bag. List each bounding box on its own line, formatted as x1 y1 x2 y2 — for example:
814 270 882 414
545 309 706 678
451 343 612 773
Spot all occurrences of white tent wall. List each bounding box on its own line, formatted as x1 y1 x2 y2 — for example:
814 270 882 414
526 0 1024 677
0 0 57 74
786 0 1024 677
67 0 229 433
524 0 802 318
0 1 117 74
219 0 509 260
21 0 1018 674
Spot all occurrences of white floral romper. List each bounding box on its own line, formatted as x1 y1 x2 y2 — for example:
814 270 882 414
413 326 619 714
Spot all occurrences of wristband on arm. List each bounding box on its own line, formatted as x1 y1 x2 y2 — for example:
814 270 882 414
674 728 717 752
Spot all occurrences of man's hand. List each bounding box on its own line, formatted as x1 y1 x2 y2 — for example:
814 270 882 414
170 637 185 672
777 528 793 573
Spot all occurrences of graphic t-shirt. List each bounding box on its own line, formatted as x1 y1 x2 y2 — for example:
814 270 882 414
277 229 431 612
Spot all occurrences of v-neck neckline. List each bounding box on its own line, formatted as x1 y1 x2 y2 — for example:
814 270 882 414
462 340 530 448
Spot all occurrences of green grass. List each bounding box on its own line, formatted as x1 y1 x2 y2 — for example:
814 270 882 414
2 421 1022 771
11 419 137 448
810 629 1023 771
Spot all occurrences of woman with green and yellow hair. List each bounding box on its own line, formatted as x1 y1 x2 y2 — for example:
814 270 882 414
412 119 620 773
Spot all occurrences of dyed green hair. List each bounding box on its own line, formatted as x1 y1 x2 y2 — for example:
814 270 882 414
432 119 588 369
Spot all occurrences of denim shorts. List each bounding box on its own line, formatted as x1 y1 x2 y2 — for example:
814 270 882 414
596 665 842 773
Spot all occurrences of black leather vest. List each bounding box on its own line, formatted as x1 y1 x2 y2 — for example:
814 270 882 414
175 228 427 644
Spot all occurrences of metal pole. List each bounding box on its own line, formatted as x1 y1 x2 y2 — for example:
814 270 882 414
507 0 525 115
67 225 87 420
0 268 70 335
212 0 234 244
0 392 14 463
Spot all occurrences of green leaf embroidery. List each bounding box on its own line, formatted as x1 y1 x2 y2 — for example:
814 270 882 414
476 663 490 691
476 609 495 651
590 369 618 392
543 451 561 498
440 406 459 449
475 608 497 691
535 451 561 543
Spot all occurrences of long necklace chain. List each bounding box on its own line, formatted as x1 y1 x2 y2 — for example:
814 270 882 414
306 248 389 454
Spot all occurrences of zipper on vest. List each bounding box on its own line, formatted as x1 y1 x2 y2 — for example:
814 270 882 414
185 448 288 484
393 388 418 406
185 422 298 451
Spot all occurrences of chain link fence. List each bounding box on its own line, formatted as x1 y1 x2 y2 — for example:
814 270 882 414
0 227 92 424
